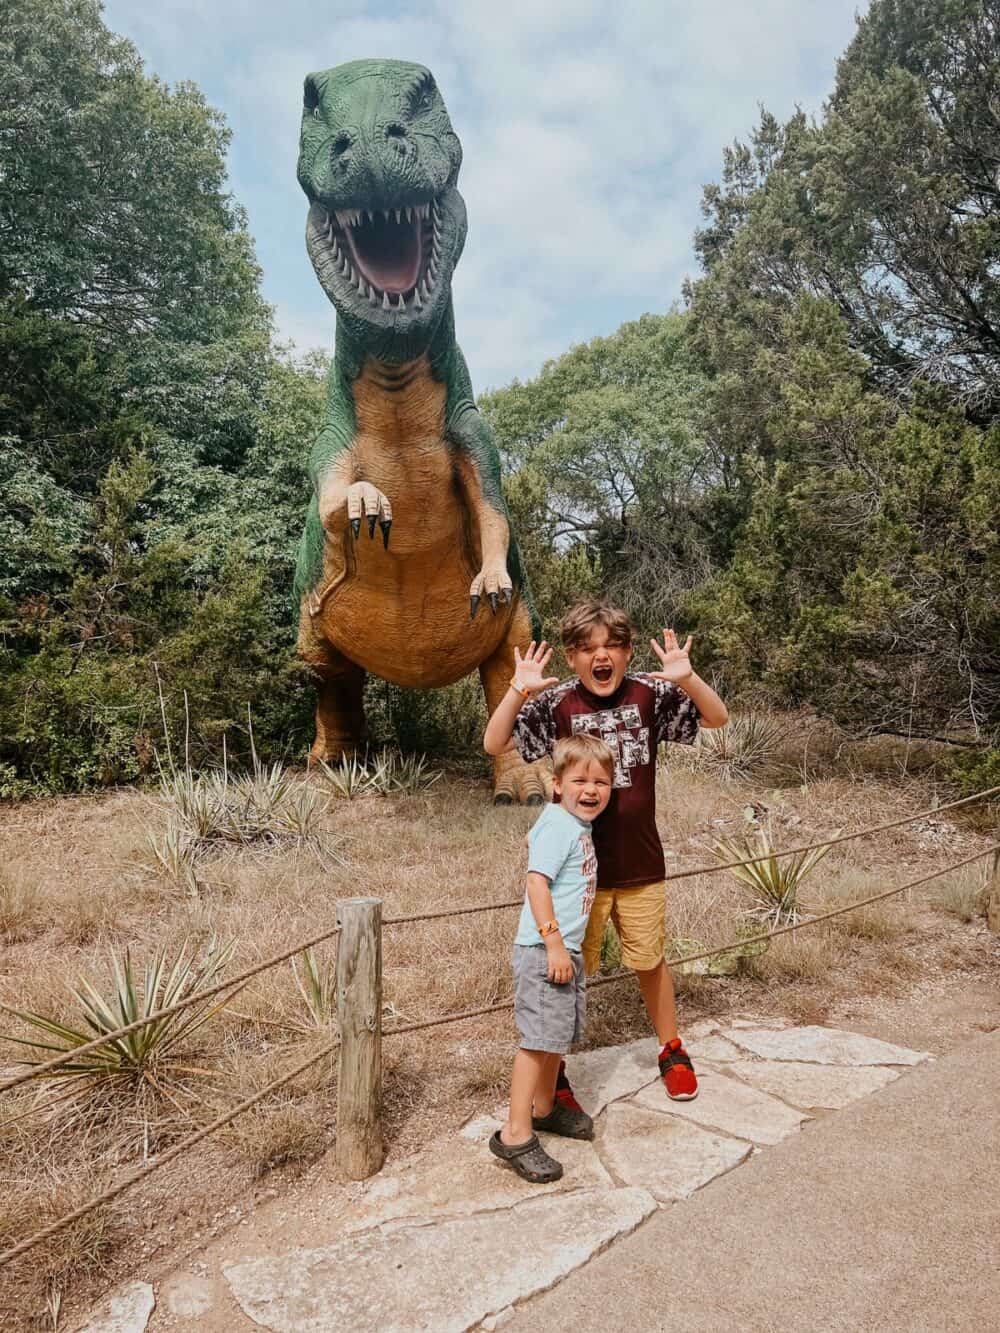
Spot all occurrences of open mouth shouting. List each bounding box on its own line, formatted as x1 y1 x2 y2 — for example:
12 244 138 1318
591 663 616 686
310 196 445 313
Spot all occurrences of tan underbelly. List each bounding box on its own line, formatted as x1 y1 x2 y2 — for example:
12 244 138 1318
309 356 516 684
317 561 514 686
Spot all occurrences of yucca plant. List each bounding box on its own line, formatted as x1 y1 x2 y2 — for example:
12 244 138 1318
146 825 200 896
317 749 442 799
317 754 377 799
386 751 443 795
0 939 237 1091
291 947 337 1030
150 756 325 885
698 713 786 780
712 823 834 925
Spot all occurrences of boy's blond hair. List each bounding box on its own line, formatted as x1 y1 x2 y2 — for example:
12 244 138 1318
552 733 615 780
559 598 634 650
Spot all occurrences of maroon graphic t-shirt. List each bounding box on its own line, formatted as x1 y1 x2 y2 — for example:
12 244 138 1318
511 673 700 889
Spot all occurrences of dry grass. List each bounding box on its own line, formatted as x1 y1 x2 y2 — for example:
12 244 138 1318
0 719 996 1322
925 863 992 923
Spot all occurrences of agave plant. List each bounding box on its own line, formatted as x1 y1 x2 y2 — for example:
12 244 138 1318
712 823 834 925
698 713 786 781
0 939 237 1090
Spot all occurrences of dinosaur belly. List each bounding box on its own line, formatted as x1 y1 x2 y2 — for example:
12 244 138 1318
311 358 515 687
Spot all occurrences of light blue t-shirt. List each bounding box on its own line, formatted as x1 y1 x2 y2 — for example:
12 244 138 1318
514 802 598 953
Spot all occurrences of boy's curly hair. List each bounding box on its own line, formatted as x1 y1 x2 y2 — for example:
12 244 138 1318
558 598 634 651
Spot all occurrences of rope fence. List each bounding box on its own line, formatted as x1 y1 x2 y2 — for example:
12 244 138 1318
1 784 997 1274
3 783 994 1095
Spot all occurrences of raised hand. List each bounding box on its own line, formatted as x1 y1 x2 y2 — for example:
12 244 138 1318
649 628 694 684
512 641 559 695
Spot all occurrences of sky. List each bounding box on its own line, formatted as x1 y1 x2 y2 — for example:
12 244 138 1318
102 0 866 391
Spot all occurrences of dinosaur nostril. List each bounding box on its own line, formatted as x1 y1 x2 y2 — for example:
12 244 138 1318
385 123 407 139
331 133 352 158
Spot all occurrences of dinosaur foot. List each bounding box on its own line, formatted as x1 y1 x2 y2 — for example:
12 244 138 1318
492 752 549 807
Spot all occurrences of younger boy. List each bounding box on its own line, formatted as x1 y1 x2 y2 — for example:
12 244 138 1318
490 733 615 1183
484 599 729 1104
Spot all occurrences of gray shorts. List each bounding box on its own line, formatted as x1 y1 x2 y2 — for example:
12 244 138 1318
512 944 586 1054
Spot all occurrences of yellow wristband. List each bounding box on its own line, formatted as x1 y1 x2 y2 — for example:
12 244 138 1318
538 920 560 937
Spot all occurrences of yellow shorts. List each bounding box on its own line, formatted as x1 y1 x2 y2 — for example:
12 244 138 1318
582 880 666 976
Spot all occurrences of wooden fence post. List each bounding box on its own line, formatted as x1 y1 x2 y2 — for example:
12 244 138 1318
987 849 1000 936
335 896 384 1179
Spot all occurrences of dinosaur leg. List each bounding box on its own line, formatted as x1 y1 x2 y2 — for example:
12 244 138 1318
300 614 367 764
479 601 548 807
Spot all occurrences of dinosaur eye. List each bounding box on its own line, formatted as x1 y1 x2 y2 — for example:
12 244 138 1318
312 106 322 120
410 79 436 113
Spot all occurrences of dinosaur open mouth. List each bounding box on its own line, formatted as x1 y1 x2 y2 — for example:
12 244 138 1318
317 198 443 311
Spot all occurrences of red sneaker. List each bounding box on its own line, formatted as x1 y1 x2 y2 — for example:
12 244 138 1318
555 1059 585 1113
659 1038 698 1101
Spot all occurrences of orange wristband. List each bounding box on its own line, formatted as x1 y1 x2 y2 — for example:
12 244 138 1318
510 679 533 700
538 920 560 937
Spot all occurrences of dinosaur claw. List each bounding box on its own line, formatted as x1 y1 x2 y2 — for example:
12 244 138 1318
470 595 480 618
350 517 361 539
488 592 499 615
501 587 512 604
380 518 391 549
367 514 377 539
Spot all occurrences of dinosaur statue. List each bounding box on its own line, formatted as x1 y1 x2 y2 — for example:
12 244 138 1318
292 58 544 804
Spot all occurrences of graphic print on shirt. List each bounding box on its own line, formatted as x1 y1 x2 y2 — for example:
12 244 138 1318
580 831 597 915
570 705 650 789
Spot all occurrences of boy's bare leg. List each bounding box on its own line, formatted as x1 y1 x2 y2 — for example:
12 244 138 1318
635 960 679 1046
529 1052 562 1120
502 1049 561 1144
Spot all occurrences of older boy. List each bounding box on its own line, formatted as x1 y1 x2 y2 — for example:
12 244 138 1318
490 733 615 1183
484 598 728 1102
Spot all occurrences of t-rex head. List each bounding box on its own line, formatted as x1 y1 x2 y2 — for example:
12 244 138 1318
297 59 467 362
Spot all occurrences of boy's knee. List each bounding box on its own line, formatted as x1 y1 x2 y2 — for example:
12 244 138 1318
632 958 666 979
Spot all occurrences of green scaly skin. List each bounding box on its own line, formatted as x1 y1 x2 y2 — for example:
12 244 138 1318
292 58 538 634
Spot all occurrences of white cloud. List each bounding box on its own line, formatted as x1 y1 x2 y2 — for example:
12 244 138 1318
103 0 865 386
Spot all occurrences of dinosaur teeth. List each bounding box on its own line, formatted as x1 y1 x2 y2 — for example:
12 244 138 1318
413 288 422 309
382 290 391 310
396 292 405 310
369 286 378 305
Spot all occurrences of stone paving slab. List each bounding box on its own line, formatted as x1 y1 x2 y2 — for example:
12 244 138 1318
723 1058 902 1109
599 1103 752 1202
683 1031 746 1063
342 1127 613 1232
631 1068 810 1145
722 1024 929 1067
562 1037 659 1115
222 1187 656 1333
564 1020 716 1116
74 1281 155 1333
